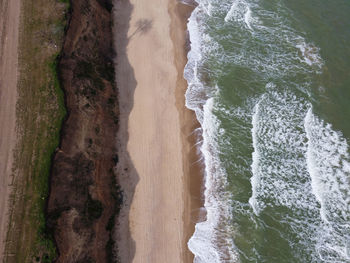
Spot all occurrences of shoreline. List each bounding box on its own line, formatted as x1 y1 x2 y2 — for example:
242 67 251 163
114 0 202 261
168 1 204 262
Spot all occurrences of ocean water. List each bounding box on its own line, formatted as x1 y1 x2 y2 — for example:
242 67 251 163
184 0 350 262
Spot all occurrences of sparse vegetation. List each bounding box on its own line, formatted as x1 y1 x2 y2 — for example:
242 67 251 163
3 0 69 262
4 0 121 261
86 195 104 221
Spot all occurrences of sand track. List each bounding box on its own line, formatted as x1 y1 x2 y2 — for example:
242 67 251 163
114 0 199 262
115 0 185 258
0 0 20 260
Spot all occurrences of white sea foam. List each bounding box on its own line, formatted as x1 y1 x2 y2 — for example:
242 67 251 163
184 3 206 123
188 99 221 263
248 87 312 215
248 90 350 261
224 0 255 31
305 108 350 223
244 7 253 30
188 98 239 263
248 100 261 215
296 41 324 71
185 1 240 261
304 109 328 222
221 2 324 79
304 108 350 261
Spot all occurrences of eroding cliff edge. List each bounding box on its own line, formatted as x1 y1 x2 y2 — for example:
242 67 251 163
47 0 122 262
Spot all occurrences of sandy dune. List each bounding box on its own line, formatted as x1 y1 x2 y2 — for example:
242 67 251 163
0 0 20 260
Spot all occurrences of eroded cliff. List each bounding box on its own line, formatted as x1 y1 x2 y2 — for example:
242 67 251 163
47 0 121 262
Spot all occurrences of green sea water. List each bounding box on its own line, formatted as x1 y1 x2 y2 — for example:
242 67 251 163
185 0 350 262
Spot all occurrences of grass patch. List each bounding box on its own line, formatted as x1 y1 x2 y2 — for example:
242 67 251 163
3 0 69 262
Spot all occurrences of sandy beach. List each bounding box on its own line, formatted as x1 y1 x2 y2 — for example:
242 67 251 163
114 0 201 262
0 0 20 260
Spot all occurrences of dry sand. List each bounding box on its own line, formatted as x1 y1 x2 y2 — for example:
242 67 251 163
0 0 20 260
114 0 201 262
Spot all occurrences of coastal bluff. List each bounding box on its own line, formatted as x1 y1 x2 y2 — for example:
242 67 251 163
47 0 121 262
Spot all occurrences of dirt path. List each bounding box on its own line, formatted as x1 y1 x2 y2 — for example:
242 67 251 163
0 0 20 260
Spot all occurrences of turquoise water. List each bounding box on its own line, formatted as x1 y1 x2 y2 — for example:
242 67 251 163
185 0 350 262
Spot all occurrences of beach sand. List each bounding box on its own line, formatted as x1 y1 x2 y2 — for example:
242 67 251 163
114 0 201 262
0 0 20 260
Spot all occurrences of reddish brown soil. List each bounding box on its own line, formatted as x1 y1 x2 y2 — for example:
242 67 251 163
47 0 121 262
